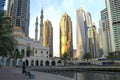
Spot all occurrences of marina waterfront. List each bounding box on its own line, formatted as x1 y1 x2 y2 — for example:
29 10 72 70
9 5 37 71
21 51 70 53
30 69 120 80
74 71 120 80
28 66 120 80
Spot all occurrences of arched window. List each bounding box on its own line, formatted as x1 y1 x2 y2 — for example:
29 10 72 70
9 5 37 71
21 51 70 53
57 60 62 64
45 60 49 66
6 59 10 66
51 61 56 66
41 51 43 53
36 60 39 66
40 60 43 66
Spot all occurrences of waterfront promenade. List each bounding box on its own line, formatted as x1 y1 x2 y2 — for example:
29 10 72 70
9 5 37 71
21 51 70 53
31 70 74 80
0 67 30 80
0 66 120 80
28 65 120 72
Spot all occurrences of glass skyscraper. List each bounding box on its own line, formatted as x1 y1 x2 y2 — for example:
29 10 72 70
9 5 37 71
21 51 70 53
0 0 5 12
106 0 120 51
43 20 53 57
7 0 30 36
76 8 88 60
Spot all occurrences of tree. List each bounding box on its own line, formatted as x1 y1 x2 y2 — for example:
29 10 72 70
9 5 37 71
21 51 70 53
107 52 115 62
83 53 92 63
61 52 70 66
10 49 24 66
0 11 17 58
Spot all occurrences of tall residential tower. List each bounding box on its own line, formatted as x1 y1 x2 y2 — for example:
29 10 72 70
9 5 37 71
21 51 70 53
60 13 73 58
43 19 53 57
106 0 120 52
0 0 5 12
76 8 87 60
99 8 110 56
7 0 30 36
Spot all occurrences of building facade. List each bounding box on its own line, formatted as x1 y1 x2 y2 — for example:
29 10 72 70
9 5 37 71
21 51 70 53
43 19 53 57
76 8 88 60
87 25 98 57
7 0 30 36
99 8 110 57
60 13 73 58
0 0 5 12
106 0 120 52
86 12 92 27
0 26 62 67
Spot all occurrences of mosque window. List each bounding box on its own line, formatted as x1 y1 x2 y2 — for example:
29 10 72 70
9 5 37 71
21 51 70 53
35 51 37 54
41 51 43 53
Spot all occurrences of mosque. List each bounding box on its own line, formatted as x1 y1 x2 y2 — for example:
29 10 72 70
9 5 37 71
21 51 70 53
0 9 63 67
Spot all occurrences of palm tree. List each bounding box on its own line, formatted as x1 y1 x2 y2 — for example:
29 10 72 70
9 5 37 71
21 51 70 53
0 11 17 58
61 52 70 66
83 53 92 63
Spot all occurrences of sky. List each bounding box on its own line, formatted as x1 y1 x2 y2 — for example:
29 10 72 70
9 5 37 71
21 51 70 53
5 0 106 57
29 0 106 57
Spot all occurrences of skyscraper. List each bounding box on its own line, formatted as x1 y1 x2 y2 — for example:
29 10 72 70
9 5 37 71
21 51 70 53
99 8 110 56
86 12 99 58
86 12 92 27
43 19 53 57
87 25 98 57
7 0 30 36
0 0 5 12
76 8 87 60
106 0 120 52
60 13 73 58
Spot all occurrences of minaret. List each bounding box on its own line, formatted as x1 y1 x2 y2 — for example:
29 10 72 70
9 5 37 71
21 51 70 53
35 17 38 41
39 8 44 42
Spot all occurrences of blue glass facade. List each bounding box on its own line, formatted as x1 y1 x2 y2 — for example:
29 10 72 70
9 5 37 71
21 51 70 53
0 0 5 11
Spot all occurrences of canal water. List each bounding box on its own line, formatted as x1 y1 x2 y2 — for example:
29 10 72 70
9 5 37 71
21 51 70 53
74 71 120 80
49 71 120 80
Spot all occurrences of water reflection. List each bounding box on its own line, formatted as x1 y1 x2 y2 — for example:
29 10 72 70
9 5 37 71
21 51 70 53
75 72 120 80
43 70 120 80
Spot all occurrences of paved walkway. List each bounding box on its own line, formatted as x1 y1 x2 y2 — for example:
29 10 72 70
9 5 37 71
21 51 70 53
30 70 75 80
0 67 30 80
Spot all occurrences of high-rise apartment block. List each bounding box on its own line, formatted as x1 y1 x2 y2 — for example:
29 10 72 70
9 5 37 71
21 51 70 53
60 13 73 58
99 8 110 56
105 0 120 52
7 0 30 36
86 12 92 27
87 25 98 57
76 8 88 60
43 19 53 57
0 0 5 12
76 8 99 59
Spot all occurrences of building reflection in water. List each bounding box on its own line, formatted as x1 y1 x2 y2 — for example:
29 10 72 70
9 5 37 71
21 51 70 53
74 72 120 80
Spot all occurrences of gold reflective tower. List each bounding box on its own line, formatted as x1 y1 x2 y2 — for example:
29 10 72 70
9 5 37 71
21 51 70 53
60 13 73 58
43 20 53 57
